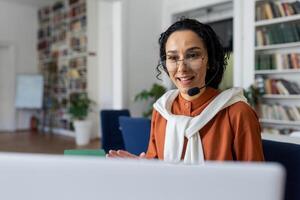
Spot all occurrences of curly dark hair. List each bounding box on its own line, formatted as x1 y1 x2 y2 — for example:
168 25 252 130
156 18 228 89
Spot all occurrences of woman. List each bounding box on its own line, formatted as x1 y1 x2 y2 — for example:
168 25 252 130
107 18 264 163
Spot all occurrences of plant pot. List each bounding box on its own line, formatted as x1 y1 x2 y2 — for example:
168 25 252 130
73 120 92 146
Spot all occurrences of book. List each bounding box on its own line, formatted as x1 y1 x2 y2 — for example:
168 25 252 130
272 104 280 120
264 79 272 94
290 82 300 94
255 76 265 95
291 106 300 120
278 105 290 121
270 1 280 18
292 2 300 14
286 106 296 121
281 79 300 94
256 29 264 46
275 53 283 70
276 80 289 95
290 53 298 69
64 149 106 157
264 3 274 19
271 79 279 94
275 1 285 17
282 54 289 69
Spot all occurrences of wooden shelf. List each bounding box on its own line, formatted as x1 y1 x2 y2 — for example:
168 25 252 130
255 41 300 51
261 94 300 99
255 14 300 27
255 69 300 75
262 133 300 144
260 118 300 126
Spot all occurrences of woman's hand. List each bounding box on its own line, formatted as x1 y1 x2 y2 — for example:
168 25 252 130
106 150 146 159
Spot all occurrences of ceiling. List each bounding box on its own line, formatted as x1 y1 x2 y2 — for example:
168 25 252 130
1 0 57 7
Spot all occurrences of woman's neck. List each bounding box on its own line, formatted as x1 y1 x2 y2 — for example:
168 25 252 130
181 87 206 101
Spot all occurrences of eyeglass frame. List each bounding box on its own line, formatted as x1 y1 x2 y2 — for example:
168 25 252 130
159 53 206 72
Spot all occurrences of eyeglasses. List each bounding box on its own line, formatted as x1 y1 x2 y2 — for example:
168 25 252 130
161 52 205 72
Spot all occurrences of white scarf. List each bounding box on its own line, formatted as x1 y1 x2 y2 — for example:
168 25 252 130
153 87 247 165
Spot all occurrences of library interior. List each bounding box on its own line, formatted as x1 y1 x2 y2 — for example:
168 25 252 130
0 0 300 200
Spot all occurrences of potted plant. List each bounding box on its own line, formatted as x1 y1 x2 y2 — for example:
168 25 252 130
135 83 166 118
68 92 93 146
243 84 262 117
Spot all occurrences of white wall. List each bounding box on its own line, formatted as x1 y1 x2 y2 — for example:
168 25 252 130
91 0 163 119
0 44 16 131
235 0 255 89
88 0 128 137
0 1 38 131
87 0 162 138
87 0 126 138
126 0 162 116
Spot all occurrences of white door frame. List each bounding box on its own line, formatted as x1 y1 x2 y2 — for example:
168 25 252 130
0 42 16 132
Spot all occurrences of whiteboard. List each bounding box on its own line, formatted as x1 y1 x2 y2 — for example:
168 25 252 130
15 75 43 109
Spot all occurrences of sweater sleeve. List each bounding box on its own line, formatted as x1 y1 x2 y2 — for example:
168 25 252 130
145 109 158 159
228 102 265 161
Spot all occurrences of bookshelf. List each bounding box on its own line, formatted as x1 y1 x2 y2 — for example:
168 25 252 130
38 0 88 132
261 94 300 99
254 0 300 136
255 41 300 50
255 69 300 75
260 118 300 127
255 13 300 26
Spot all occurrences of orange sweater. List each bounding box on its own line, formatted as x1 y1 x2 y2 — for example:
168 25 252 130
146 87 264 161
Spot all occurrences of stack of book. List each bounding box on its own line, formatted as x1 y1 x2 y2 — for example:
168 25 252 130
260 104 300 121
256 23 300 46
256 1 300 21
38 0 88 131
255 53 300 70
262 78 300 95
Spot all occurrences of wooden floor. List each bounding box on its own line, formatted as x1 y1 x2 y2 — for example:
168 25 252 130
0 131 101 155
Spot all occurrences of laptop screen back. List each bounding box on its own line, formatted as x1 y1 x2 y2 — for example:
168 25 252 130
0 153 285 200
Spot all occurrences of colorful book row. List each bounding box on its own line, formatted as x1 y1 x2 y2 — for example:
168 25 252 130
256 22 300 46
256 1 300 21
260 103 300 121
255 53 300 70
260 78 300 95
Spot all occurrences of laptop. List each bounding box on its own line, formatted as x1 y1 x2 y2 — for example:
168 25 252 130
0 153 285 200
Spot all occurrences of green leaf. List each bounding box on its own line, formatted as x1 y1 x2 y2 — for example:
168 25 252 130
134 83 166 118
68 92 93 120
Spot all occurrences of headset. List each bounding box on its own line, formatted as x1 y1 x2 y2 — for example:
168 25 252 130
187 64 219 96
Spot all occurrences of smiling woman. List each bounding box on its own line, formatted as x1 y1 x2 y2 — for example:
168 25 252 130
107 18 264 164
163 30 209 100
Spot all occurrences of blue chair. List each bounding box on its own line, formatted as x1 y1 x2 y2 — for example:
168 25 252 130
262 139 300 200
100 109 130 153
119 116 151 156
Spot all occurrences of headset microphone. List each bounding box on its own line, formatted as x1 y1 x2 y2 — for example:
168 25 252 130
187 87 201 96
187 84 208 96
187 65 220 97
